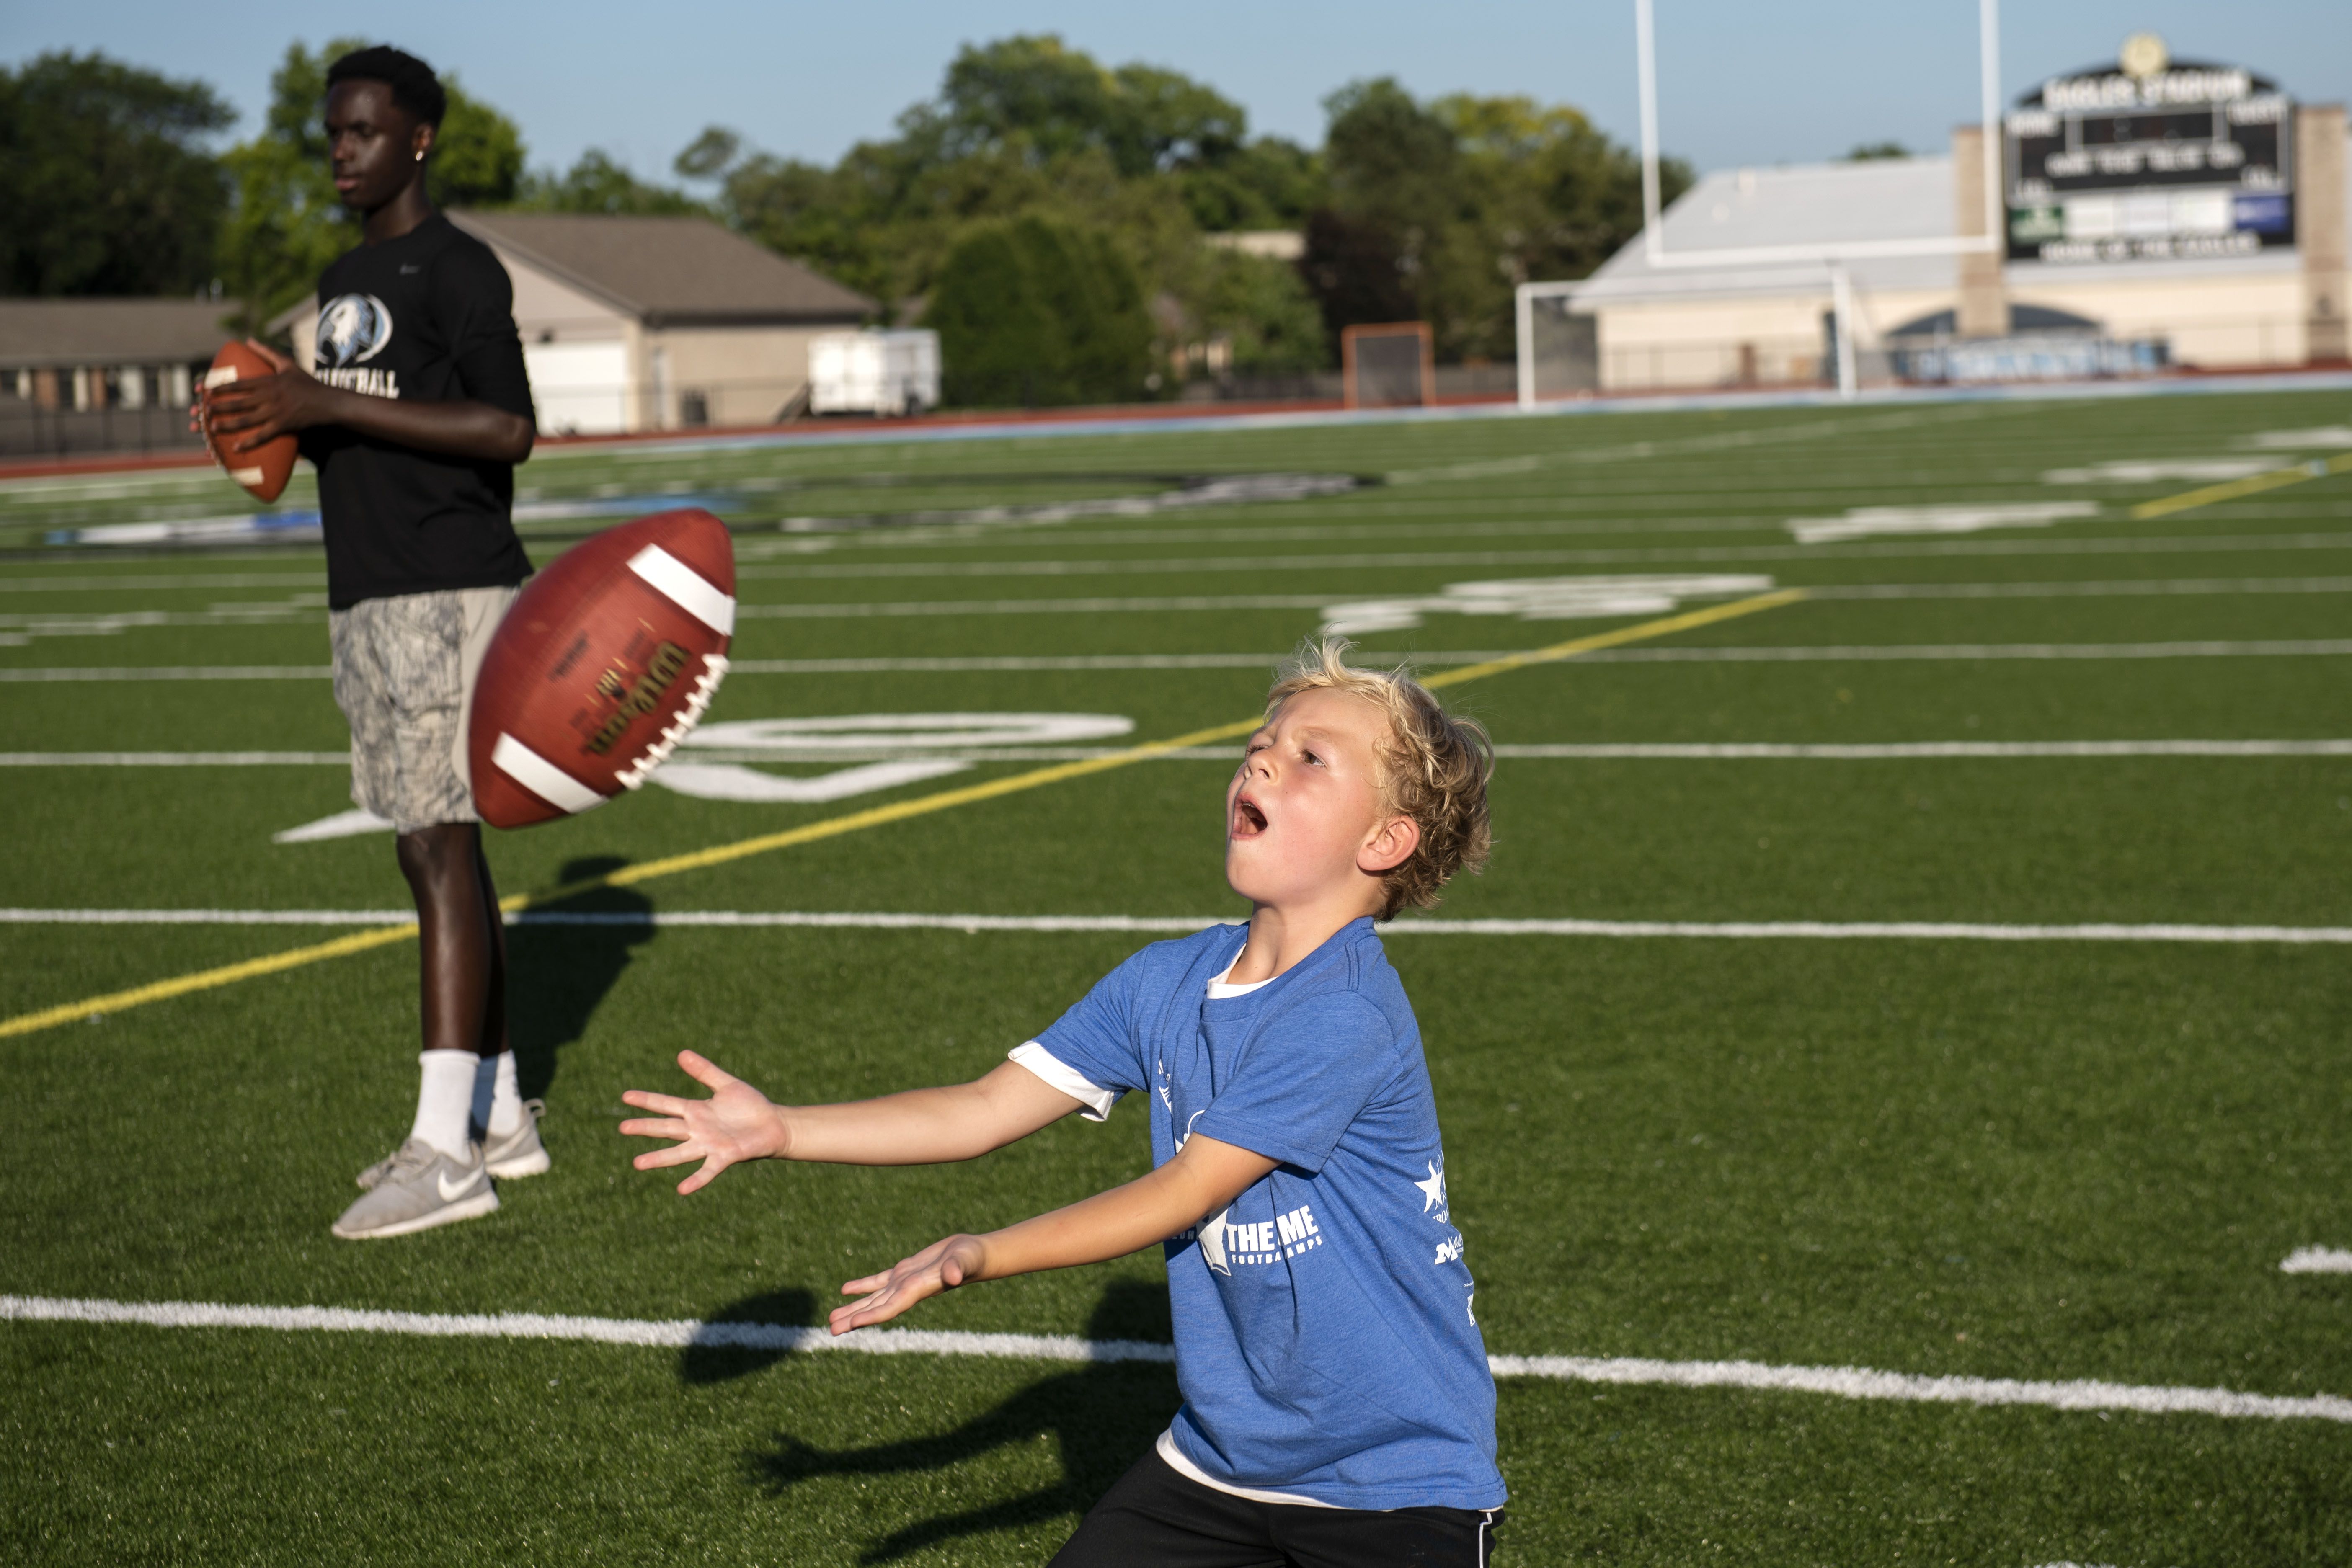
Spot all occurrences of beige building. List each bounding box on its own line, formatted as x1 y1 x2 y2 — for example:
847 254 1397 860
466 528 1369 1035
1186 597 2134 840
282 212 871 434
0 297 233 456
1553 93 2348 392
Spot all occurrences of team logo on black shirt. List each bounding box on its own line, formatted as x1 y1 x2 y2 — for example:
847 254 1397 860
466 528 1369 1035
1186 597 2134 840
318 293 394 367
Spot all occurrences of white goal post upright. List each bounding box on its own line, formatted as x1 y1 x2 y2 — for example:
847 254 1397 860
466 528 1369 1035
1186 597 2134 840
1518 0 2006 406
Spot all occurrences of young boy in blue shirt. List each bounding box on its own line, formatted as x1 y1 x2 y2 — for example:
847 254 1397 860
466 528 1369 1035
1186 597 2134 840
622 643 1506 1565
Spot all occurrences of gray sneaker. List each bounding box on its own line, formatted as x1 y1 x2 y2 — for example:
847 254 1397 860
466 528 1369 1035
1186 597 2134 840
332 1138 498 1240
355 1145 400 1191
483 1099 550 1180
357 1102 549 1189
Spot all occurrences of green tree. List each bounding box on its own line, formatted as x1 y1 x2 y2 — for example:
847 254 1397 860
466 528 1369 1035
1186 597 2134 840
1846 140 1910 160
1299 79 1458 347
514 150 703 215
1322 78 1459 237
0 51 233 297
1300 80 1687 363
674 126 741 182
1176 136 1322 232
1191 249 1327 374
215 40 527 334
702 41 1673 380
927 214 1152 406
433 83 525 206
1423 93 1686 359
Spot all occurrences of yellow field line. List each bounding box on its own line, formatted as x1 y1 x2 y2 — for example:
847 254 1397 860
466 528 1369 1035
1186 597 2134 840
2130 453 2352 520
1 588 1806 1039
0 926 422 1040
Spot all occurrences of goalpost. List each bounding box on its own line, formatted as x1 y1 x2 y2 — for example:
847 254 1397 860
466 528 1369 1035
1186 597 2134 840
1342 322 1437 410
1517 0 2006 407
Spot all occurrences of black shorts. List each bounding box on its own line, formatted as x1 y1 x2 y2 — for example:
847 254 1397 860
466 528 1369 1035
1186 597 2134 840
1048 1449 1503 1568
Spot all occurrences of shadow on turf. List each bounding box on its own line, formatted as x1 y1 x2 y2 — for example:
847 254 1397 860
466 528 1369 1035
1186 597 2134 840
680 1287 821 1383
505 856 654 1104
736 1279 1180 1562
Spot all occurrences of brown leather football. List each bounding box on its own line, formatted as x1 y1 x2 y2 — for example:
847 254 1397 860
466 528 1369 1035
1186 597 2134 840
467 508 736 830
199 341 300 503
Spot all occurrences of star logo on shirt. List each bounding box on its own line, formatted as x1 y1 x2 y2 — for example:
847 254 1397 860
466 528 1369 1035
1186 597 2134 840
1414 1160 1446 1213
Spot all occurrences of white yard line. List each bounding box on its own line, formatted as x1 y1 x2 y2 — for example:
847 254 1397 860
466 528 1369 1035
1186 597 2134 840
738 594 1331 618
0 751 351 766
3 1293 2343 1424
2282 1248 2352 1274
1 575 2342 630
0 665 333 681
0 908 418 925
1576 640 2352 663
3 909 2346 942
25 640 2334 681
1388 919 2352 943
1490 740 2352 758
1805 575 2352 600
0 573 324 594
737 534 2352 580
738 576 2351 617
3 739 2347 767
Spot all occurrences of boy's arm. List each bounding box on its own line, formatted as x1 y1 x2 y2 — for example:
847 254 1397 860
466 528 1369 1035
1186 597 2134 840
827 1132 1278 1335
620 1049 1089 1194
199 339 533 464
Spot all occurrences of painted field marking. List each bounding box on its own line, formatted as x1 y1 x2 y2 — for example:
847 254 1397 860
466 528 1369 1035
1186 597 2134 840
0 589 1802 1040
15 738 2348 769
1784 503 2097 545
3 1293 2344 1425
2280 1248 2352 1275
8 637 2350 685
724 642 2350 671
5 573 2345 638
2247 427 2352 450
5 910 2345 944
1489 739 2352 758
2044 459 2277 485
1803 575 2352 600
0 751 353 766
1565 640 2352 663
734 531 2352 580
0 665 334 682
2132 452 2352 520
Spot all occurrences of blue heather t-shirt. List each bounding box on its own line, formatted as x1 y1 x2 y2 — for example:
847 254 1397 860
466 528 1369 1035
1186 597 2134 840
1032 918 1505 1512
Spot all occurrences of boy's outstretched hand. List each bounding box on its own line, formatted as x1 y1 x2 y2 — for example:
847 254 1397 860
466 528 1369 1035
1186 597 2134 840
832 1234 988 1335
619 1050 788 1193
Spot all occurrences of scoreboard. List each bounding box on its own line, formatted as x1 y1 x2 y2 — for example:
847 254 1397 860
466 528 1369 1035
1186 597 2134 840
2005 38 2295 264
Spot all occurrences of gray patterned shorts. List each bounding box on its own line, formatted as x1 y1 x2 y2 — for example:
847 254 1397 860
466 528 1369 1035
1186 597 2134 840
329 586 519 834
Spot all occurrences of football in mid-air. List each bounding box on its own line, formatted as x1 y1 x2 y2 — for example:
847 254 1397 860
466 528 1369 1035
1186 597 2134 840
199 341 300 502
467 508 736 830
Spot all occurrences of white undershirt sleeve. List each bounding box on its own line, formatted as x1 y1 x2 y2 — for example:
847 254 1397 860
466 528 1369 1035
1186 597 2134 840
1008 1042 1122 1122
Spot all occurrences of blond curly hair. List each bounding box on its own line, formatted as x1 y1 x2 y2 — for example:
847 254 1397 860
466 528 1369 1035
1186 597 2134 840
1264 639 1494 921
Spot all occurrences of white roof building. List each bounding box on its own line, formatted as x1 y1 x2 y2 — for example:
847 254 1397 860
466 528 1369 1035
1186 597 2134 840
1554 101 2347 391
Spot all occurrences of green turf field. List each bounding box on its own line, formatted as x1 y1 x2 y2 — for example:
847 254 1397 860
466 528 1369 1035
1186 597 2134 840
3 389 2349 1565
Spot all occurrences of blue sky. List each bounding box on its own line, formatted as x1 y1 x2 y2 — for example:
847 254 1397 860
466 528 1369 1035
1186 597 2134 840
8 2 2348 186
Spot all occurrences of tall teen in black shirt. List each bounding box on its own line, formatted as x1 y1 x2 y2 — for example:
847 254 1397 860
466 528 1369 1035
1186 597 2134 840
206 47 548 1239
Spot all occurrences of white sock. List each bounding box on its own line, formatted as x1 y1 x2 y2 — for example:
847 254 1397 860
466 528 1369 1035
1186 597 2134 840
409 1050 479 1160
480 1050 525 1137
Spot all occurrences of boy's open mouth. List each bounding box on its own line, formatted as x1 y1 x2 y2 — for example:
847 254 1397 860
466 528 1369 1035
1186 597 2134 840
1231 794 1268 838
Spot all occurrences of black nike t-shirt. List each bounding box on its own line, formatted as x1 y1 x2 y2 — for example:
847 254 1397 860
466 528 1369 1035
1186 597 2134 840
300 214 536 608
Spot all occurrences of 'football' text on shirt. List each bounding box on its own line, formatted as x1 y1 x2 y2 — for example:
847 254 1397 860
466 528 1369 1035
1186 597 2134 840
318 366 400 399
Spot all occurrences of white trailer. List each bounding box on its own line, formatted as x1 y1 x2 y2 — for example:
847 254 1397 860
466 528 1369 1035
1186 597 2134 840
807 330 941 417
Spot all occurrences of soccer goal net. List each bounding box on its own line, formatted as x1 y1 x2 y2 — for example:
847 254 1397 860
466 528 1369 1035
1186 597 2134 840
1516 290 1601 403
1341 322 1435 409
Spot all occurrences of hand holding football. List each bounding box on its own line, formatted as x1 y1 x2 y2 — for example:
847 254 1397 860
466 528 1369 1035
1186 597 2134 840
197 340 302 502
